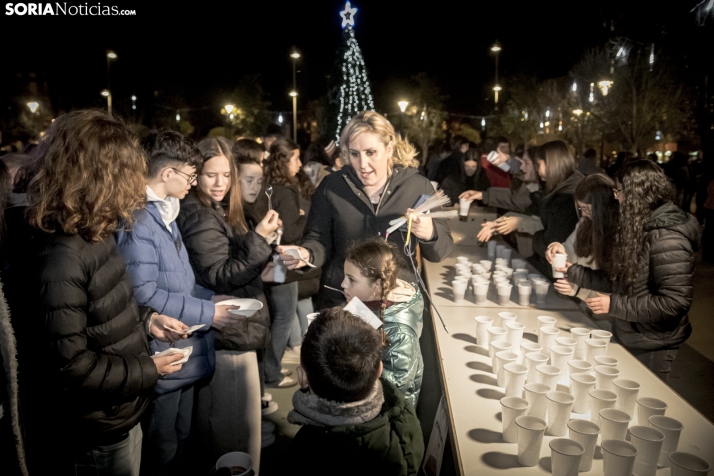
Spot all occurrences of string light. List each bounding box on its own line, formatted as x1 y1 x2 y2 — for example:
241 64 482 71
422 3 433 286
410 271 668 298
334 22 375 143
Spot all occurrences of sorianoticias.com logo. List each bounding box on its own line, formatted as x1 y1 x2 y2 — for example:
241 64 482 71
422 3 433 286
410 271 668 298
5 3 136 15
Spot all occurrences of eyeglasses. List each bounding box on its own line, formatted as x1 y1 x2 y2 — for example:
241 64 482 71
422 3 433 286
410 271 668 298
172 168 198 184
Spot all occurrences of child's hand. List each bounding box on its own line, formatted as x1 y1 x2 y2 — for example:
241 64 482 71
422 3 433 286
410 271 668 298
586 293 610 314
546 243 566 264
477 221 496 242
553 279 574 296
494 216 519 235
256 210 280 238
150 314 188 342
459 190 482 201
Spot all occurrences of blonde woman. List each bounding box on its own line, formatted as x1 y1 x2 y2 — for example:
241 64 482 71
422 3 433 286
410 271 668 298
279 110 453 309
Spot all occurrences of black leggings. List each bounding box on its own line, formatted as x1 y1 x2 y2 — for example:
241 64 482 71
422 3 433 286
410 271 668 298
630 347 679 383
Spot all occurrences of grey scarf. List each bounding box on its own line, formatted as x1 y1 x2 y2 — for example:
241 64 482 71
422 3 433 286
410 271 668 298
287 380 384 427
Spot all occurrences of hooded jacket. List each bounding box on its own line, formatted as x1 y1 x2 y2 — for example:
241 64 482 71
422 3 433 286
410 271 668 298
532 170 584 259
301 165 453 310
177 193 272 352
382 280 424 407
115 197 216 395
288 379 424 476
567 202 700 351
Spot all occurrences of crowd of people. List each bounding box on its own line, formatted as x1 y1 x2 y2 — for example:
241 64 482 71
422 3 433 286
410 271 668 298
0 106 711 476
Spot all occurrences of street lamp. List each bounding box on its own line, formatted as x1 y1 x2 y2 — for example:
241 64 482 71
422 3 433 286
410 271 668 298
131 95 137 110
290 50 300 142
397 100 409 133
101 89 112 115
491 42 501 109
27 101 39 114
597 80 613 96
106 50 117 116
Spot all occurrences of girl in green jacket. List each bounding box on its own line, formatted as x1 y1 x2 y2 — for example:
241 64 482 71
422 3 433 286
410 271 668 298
341 239 424 407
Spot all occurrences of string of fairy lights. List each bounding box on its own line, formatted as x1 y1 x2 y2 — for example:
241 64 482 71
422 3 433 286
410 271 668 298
335 3 375 144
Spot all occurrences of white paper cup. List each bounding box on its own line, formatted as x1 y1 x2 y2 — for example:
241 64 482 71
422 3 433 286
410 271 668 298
512 258 527 269
635 397 667 426
517 284 532 306
555 337 577 350
600 408 632 442
613 379 640 416
570 372 596 414
539 326 561 357
516 415 548 466
524 382 550 420
649 415 682 467
485 325 507 349
487 241 497 258
489 340 513 372
459 198 472 216
495 311 516 327
546 391 575 436
456 255 470 264
550 346 575 379
505 321 526 349
496 284 513 306
525 352 549 383
474 282 489 304
594 365 620 392
534 280 550 304
591 329 613 350
215 451 254 475
480 259 493 270
495 351 519 387
594 355 619 368
452 279 467 303
502 248 513 264
496 244 506 259
552 253 568 278
529 273 543 282
602 439 638 476
585 338 607 366
480 271 492 280
536 364 561 392
503 363 528 397
569 327 592 360
568 419 600 472
537 315 557 341
500 396 529 443
550 438 584 476
471 263 485 273
628 425 664 476
669 452 711 476
474 316 493 347
589 389 618 427
519 341 543 364
567 359 593 381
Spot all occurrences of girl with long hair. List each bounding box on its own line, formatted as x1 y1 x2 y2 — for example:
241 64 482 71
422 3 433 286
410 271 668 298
563 160 700 381
341 238 424 407
176 136 280 472
546 174 618 302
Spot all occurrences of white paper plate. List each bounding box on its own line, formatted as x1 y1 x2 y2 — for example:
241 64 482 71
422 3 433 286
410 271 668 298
216 298 263 318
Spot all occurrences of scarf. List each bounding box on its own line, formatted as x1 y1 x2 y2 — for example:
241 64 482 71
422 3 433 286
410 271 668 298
287 379 384 427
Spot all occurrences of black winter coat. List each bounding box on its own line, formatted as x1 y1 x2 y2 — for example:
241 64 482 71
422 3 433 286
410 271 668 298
568 202 700 351
530 171 584 277
6 230 158 460
301 165 454 310
177 193 272 352
437 154 490 205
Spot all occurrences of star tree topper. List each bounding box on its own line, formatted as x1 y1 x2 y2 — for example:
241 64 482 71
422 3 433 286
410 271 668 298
340 1 357 28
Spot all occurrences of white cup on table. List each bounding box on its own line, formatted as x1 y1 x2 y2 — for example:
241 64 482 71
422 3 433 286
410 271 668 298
517 282 532 306
552 252 568 278
505 321 525 349
487 241 497 259
648 415 682 467
628 425 665 476
594 365 620 392
600 408 632 441
474 316 493 347
539 326 560 357
452 279 467 303
613 378 640 416
569 327 591 360
515 415 548 466
570 372 597 414
525 352 549 383
585 338 607 365
519 341 542 364
536 364 561 392
589 389 617 427
668 451 711 476
495 351 519 387
594 355 619 368
568 418 600 472
489 340 512 371
546 390 575 436
496 284 513 306
474 282 489 304
524 382 550 420
500 396 529 443
602 439 638 476
549 438 584 476
533 280 551 305
636 397 667 426
503 363 528 398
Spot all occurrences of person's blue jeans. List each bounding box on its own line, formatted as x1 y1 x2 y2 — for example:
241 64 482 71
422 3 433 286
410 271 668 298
288 297 314 347
140 385 194 476
631 347 679 383
73 424 142 476
265 281 298 383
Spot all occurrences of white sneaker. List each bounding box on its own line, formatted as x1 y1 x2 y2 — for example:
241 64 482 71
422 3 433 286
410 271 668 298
281 368 293 376
261 400 278 415
262 392 273 402
267 376 298 388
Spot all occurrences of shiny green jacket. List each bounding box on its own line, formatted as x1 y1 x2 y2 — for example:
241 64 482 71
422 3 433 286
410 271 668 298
382 281 424 408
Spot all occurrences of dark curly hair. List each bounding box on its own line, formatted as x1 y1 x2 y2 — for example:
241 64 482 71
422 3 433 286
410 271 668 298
265 137 314 200
27 110 147 243
612 159 674 286
573 174 618 278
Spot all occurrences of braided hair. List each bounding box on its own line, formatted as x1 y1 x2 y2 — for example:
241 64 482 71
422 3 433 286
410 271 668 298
345 238 399 345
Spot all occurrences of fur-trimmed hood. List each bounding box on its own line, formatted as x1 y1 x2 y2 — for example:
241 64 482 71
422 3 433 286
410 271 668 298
287 380 384 427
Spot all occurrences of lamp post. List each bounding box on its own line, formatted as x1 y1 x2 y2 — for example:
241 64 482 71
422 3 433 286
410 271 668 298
101 90 112 116
223 104 236 139
290 50 300 142
491 43 501 110
27 101 39 114
397 100 409 133
106 50 117 116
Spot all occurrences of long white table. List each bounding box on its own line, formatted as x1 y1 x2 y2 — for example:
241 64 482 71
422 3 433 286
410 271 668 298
423 214 714 475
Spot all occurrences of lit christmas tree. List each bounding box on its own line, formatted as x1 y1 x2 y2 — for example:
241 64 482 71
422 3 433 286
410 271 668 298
333 1 375 143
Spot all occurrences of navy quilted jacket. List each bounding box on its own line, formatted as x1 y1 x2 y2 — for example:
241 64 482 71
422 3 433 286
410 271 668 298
116 202 216 394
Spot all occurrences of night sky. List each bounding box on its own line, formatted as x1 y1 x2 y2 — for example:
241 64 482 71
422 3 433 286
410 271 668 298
2 0 709 134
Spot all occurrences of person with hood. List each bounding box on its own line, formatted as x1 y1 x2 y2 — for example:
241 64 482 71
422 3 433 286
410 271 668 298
288 308 424 476
561 160 700 382
342 239 423 406
278 111 453 310
115 131 243 475
438 148 490 206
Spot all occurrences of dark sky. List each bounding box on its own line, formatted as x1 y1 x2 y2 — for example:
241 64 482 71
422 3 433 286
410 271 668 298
2 0 709 130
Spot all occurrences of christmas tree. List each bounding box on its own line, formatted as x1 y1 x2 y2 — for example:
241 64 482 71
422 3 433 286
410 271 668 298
332 2 375 144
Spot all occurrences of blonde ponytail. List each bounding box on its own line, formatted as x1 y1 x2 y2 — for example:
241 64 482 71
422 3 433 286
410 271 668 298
391 133 417 169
